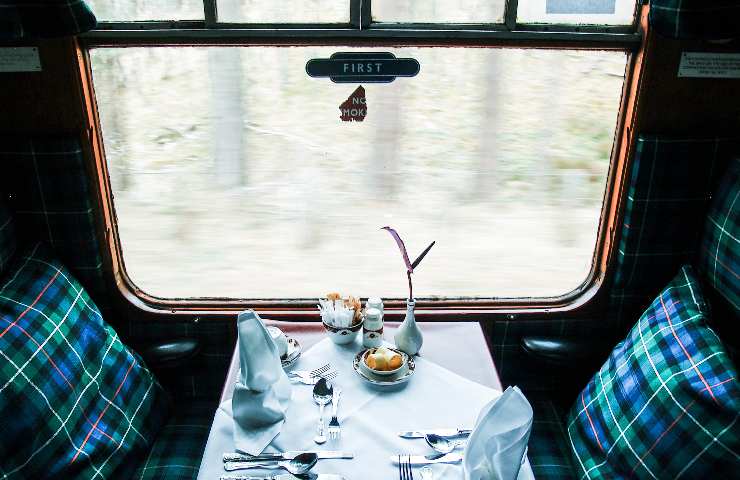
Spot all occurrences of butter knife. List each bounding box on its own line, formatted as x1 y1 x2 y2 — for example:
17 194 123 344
223 451 354 462
398 429 472 439
390 453 464 465
221 475 345 480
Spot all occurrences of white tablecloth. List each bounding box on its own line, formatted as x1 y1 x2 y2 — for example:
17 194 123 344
197 337 533 480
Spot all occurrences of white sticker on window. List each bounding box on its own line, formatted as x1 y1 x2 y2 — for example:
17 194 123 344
546 0 616 14
678 52 740 79
0 47 41 72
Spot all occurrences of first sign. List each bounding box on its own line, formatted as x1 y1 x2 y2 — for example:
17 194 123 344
306 52 420 83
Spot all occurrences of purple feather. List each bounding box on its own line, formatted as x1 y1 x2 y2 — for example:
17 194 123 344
382 227 435 301
411 241 436 270
382 226 413 273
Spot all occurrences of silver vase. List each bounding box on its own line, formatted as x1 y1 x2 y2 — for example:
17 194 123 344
394 299 423 355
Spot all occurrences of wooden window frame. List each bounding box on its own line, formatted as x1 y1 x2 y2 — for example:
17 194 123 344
76 5 650 320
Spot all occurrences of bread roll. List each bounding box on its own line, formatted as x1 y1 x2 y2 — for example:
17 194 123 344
366 352 388 370
387 353 402 370
365 347 402 371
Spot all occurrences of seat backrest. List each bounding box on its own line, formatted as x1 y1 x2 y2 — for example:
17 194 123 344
697 157 739 316
0 199 17 276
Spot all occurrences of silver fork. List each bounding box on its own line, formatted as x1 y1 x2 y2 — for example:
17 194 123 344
290 370 338 385
399 455 414 480
328 388 342 440
287 363 331 381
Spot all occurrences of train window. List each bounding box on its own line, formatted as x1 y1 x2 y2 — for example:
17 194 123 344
216 0 348 24
84 0 204 21
372 0 506 24
89 46 627 300
517 0 637 25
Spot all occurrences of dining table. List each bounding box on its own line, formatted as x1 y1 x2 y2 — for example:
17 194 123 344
196 320 534 480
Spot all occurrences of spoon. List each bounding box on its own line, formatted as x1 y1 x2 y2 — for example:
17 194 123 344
223 452 318 473
425 433 467 454
312 377 334 444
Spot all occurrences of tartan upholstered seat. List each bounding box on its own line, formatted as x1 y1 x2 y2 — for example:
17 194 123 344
528 399 576 479
0 242 169 479
0 200 16 276
698 157 739 312
525 152 740 479
0 194 211 479
566 265 739 478
132 399 216 480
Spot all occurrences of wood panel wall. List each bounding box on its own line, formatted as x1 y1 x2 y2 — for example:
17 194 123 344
0 38 87 134
636 34 740 135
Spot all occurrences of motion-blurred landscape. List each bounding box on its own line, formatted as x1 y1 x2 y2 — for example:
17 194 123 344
88 1 628 299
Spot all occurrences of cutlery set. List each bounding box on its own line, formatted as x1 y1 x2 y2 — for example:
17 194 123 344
224 454 317 475
289 365 343 446
221 364 346 480
220 452 351 480
222 475 344 480
221 361 467 480
393 428 471 479
223 452 354 462
291 365 344 446
220 426 466 479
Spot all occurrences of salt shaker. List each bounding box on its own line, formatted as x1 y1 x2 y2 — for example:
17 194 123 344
363 306 384 348
366 297 384 319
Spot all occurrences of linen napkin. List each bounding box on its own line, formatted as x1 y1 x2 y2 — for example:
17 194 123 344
232 310 292 455
463 386 533 480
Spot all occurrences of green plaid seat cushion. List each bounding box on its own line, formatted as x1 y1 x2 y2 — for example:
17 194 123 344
567 265 739 479
529 399 576 479
0 243 168 479
698 158 739 312
650 1 740 40
0 200 16 276
607 136 738 334
0 136 108 309
133 399 215 480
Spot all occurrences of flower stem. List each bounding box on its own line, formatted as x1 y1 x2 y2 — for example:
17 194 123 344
407 270 413 302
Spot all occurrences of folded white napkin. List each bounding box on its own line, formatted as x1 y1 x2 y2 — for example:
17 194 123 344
317 299 354 327
232 310 292 455
463 386 533 480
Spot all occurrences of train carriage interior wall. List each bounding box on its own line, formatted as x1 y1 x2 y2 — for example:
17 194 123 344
0 1 738 479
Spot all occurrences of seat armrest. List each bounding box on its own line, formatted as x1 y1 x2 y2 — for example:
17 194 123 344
140 339 200 369
521 336 609 366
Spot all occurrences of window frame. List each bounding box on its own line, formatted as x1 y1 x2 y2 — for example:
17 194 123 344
87 0 643 41
79 0 644 316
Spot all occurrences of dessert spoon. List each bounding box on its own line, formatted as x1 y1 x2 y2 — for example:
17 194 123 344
424 433 467 454
312 377 333 444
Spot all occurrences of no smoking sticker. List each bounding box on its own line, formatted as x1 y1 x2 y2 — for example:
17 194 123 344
339 86 367 122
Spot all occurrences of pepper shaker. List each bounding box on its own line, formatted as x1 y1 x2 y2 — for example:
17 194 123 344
363 298 384 348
